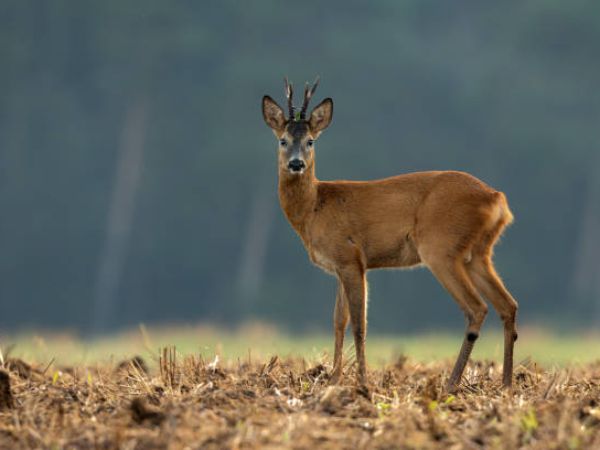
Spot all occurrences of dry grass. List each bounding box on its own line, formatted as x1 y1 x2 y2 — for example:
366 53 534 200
1 349 599 449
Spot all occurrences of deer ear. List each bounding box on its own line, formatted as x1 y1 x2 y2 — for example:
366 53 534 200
262 96 286 132
309 98 333 133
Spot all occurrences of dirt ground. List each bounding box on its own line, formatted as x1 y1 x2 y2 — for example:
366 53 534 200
0 351 599 449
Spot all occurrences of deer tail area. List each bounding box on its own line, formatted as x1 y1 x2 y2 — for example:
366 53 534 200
483 191 514 239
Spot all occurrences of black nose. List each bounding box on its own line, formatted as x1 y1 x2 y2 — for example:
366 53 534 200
288 159 306 172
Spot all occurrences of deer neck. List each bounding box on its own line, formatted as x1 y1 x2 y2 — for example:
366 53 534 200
278 164 318 235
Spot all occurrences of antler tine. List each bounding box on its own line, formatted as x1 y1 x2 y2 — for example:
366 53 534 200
284 77 294 120
300 76 320 120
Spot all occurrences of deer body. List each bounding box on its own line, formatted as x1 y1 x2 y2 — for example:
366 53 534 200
280 169 511 271
263 79 518 392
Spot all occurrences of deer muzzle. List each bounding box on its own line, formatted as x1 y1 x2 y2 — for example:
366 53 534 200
288 159 306 173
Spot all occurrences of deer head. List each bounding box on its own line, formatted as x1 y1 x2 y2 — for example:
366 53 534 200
262 77 333 175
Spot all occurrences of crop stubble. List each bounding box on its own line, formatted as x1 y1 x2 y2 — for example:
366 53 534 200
0 352 599 449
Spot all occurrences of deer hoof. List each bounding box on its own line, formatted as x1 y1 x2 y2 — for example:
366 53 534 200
329 373 342 385
356 383 371 399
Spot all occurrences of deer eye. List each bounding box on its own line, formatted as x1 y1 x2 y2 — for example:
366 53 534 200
279 139 287 147
307 140 314 147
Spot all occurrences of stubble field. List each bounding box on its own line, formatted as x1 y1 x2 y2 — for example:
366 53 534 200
1 344 600 450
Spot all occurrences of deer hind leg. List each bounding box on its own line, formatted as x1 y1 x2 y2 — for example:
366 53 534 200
330 281 349 384
425 254 488 392
338 265 368 388
469 256 518 389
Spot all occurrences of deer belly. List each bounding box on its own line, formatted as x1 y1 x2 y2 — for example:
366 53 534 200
309 249 337 274
366 236 421 269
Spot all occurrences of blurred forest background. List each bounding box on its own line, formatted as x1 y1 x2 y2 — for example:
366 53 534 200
1 1 600 335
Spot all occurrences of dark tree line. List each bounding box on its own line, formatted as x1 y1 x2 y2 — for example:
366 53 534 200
1 0 599 333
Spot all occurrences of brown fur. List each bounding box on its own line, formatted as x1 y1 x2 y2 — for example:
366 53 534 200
262 90 518 392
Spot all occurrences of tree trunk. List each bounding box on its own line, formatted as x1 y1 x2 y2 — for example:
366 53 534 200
90 97 147 334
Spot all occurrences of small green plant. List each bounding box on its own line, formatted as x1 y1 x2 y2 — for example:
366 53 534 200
521 408 539 441
568 436 580 450
376 401 392 414
376 401 392 418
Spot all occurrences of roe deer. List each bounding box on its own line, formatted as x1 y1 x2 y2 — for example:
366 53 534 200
261 78 518 392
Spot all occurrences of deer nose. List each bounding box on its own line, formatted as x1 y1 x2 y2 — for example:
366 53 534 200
288 159 306 172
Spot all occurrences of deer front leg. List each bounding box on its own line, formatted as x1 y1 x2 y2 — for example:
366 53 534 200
330 281 349 384
338 266 368 388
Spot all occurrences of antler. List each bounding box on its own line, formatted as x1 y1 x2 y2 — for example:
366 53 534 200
300 76 320 120
284 77 294 120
